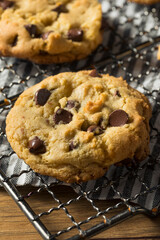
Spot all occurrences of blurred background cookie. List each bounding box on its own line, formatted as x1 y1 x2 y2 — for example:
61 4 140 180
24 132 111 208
0 0 102 64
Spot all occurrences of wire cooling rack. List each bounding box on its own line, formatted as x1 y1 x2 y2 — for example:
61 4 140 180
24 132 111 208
0 0 160 239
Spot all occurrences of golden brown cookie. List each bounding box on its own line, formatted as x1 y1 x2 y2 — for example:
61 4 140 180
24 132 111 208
0 0 102 64
6 70 152 183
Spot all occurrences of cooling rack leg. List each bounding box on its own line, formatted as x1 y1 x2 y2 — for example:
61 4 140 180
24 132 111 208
0 169 55 240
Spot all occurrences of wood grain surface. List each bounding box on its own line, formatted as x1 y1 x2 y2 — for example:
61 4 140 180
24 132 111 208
0 185 160 240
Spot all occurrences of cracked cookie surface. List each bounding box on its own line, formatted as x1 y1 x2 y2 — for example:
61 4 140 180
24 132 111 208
6 70 152 183
0 0 102 64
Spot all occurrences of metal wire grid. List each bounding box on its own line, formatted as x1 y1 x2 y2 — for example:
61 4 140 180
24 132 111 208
0 0 160 239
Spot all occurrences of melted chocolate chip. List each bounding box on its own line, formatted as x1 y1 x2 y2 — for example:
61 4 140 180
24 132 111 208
67 28 83 42
115 90 121 97
52 4 68 13
35 88 51 106
109 110 129 127
69 140 78 151
29 136 46 154
24 24 38 38
66 100 80 111
53 108 73 124
89 69 102 78
87 125 103 135
0 0 14 10
41 31 53 40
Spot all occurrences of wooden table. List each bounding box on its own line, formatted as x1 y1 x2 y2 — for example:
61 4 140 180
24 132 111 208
0 185 160 240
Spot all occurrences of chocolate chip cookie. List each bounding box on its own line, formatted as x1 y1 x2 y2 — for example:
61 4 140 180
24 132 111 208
6 70 152 183
0 0 102 64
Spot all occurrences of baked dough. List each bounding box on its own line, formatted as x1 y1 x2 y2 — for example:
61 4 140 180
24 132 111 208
6 70 152 183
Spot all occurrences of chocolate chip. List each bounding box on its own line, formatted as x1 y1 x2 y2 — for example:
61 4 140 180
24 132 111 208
109 110 129 127
52 4 68 13
67 28 83 42
24 24 38 38
12 35 18 47
69 140 78 151
29 136 46 154
35 88 51 106
87 125 103 135
89 69 102 78
41 31 53 40
115 90 121 97
0 1 14 10
66 100 80 111
53 108 73 124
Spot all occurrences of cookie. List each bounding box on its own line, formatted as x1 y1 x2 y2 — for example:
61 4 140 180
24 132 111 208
6 70 152 183
129 0 160 4
158 46 160 60
0 0 102 64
